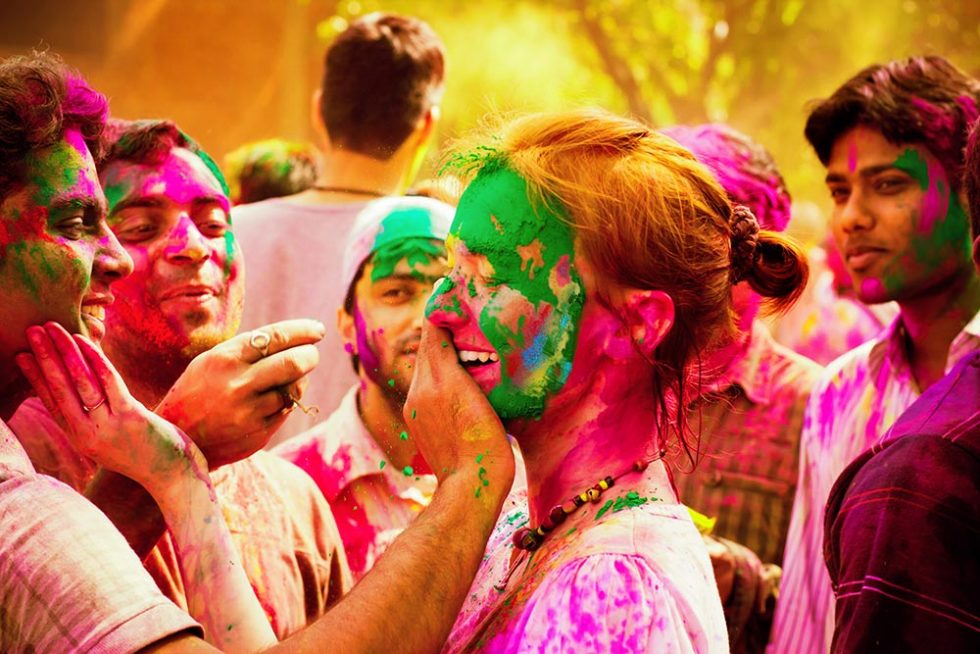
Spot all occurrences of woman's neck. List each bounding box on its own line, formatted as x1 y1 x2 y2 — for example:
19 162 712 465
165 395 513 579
511 362 675 525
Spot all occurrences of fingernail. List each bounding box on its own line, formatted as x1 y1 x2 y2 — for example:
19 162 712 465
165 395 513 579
315 321 326 337
26 326 44 345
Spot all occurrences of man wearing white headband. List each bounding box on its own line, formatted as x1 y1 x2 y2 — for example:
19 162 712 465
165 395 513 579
276 196 453 579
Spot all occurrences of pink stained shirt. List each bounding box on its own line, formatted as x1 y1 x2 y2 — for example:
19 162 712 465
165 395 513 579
676 320 823 566
273 386 438 581
443 473 729 654
769 308 980 654
0 418 202 653
232 198 375 445
9 397 352 639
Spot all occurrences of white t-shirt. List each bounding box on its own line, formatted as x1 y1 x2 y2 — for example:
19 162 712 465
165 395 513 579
232 198 373 444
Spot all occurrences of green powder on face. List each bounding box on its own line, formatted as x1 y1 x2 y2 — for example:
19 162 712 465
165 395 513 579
387 379 395 387
467 277 478 298
411 409 417 419
379 460 386 470
447 165 586 419
893 148 930 190
441 341 449 348
399 431 408 441
403 465 414 476
476 453 485 463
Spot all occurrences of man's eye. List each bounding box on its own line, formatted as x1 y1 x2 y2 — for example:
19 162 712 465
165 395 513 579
873 178 907 194
382 287 411 301
198 221 228 237
58 216 86 239
117 223 158 242
828 187 849 204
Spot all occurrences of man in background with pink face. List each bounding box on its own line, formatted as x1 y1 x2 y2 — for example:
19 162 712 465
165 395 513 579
771 56 980 654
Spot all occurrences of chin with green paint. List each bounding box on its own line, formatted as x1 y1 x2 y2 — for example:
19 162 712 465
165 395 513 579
426 165 585 420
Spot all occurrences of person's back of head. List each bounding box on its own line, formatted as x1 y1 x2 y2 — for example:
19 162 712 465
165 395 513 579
662 123 792 232
0 51 107 202
804 55 980 192
320 12 445 161
225 139 320 205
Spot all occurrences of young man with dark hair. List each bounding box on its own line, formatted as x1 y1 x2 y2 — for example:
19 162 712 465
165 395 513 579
665 123 823 654
771 56 980 654
233 12 447 442
0 51 205 654
12 117 355 638
822 117 980 652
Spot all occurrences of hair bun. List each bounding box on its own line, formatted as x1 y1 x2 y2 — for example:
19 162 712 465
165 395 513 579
729 204 760 283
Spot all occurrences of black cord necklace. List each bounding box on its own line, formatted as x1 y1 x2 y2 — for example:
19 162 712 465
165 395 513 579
311 185 386 197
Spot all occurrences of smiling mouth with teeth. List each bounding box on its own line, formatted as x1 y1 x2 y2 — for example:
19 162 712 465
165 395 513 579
81 305 106 321
458 350 500 366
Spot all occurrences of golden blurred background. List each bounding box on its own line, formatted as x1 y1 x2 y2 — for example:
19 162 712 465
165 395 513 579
2 0 977 241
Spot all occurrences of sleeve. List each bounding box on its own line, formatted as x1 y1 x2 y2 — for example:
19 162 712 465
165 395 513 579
768 376 837 654
828 435 980 653
488 554 718 654
0 473 202 653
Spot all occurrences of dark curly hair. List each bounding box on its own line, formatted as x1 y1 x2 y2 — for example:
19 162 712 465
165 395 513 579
804 56 980 192
0 52 108 200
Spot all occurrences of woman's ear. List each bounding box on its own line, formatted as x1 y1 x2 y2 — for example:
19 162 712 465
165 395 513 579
619 289 675 360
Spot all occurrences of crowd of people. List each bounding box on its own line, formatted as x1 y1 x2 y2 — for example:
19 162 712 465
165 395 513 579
0 10 977 654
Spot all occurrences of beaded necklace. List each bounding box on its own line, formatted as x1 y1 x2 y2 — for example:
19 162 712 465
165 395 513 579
511 449 668 553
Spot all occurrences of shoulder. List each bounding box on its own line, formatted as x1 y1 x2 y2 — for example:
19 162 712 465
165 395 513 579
499 552 726 653
0 473 201 652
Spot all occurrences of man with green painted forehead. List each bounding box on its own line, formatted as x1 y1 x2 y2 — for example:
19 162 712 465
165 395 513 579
276 196 458 580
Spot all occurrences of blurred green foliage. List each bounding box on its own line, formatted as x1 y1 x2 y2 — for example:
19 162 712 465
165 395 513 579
317 0 979 231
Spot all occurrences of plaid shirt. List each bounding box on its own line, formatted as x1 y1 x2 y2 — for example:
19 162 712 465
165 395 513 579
675 321 823 565
824 351 980 652
769 309 980 654
0 419 201 653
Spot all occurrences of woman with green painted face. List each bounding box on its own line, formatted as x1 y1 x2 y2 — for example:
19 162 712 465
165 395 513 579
428 109 808 654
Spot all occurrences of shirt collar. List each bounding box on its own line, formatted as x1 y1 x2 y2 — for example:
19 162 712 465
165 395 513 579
711 321 780 405
869 306 980 381
330 387 437 498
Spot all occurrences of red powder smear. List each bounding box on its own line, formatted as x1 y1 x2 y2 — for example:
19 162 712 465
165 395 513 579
847 140 858 174
859 278 886 299
0 206 53 258
909 97 960 159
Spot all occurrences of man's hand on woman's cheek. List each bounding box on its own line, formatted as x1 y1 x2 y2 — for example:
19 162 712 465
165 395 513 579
404 316 514 504
155 318 325 468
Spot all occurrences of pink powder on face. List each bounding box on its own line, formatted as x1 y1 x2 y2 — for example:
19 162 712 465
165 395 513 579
859 278 886 299
848 140 859 173
917 156 952 235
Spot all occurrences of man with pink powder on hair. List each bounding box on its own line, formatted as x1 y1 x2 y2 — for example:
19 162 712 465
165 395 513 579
771 56 980 654
820 117 980 654
664 123 823 654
